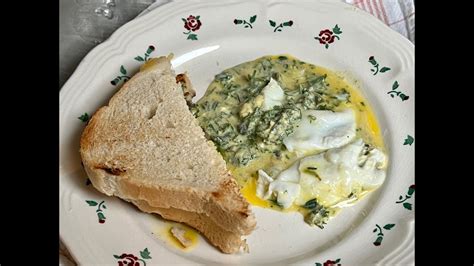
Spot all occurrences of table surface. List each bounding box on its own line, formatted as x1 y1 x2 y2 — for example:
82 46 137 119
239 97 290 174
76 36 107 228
59 0 158 89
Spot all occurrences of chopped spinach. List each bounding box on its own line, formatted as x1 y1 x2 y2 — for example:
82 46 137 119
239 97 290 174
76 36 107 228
302 198 331 229
215 72 233 83
194 55 352 167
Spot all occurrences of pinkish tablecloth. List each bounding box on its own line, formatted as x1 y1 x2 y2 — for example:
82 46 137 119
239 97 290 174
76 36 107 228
345 0 415 42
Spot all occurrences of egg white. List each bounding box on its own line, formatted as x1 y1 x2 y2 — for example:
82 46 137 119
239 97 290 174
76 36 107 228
257 138 387 210
283 109 356 153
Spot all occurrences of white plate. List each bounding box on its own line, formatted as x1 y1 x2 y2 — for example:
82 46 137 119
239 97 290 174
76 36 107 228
60 0 414 264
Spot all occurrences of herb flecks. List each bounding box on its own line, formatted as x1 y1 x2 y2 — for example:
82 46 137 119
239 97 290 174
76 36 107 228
302 198 331 228
215 72 233 83
269 198 283 208
194 56 352 167
304 167 321 181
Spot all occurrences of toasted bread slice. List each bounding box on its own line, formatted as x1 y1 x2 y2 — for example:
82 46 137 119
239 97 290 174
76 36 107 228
80 56 256 253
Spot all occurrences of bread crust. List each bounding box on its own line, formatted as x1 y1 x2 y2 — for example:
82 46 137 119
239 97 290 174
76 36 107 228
132 199 245 254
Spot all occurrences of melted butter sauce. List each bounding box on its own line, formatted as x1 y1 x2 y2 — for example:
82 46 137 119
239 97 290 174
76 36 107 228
157 222 199 251
198 55 385 213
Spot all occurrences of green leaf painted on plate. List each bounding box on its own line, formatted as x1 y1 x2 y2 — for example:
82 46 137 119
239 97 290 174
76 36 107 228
383 224 395 230
250 15 257 23
403 135 414 145
140 248 152 259
392 80 399 90
187 34 198 40
120 65 127 75
78 113 90 123
269 20 276 27
86 200 98 206
135 56 144 62
333 24 342 34
234 19 243 24
380 67 391 73
403 202 412 210
113 255 121 259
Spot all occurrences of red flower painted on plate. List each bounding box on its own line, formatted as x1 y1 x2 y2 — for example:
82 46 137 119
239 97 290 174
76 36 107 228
314 24 342 49
316 258 341 266
184 15 202 31
117 254 139 266
323 259 341 266
182 15 201 40
318 29 335 44
114 248 151 265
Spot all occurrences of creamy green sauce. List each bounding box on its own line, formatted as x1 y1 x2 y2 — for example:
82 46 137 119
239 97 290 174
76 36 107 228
193 55 386 228
193 56 350 169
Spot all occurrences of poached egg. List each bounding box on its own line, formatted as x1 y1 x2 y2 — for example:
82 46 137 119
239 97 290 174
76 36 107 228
257 138 387 210
283 109 356 153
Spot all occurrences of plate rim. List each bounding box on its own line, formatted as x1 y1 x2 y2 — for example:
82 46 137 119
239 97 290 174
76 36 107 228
60 0 414 264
